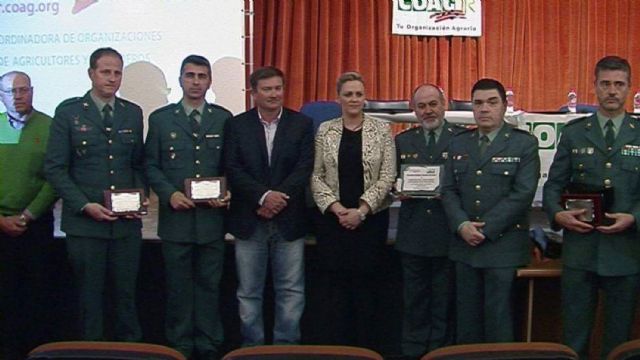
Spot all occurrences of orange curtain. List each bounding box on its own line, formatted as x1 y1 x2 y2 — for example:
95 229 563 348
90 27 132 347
252 0 640 113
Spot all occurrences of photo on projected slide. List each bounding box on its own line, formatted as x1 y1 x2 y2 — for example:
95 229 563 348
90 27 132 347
0 0 246 130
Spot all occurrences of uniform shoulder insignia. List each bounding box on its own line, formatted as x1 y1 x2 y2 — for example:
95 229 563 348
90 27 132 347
207 103 233 117
453 125 475 136
396 124 421 137
565 116 590 127
56 97 83 108
150 103 178 117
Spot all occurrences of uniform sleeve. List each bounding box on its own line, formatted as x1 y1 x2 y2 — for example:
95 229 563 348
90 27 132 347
144 114 179 205
542 127 573 230
44 105 90 213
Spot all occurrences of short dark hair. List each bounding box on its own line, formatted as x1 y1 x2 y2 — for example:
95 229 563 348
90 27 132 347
594 55 631 82
89 47 123 69
250 66 284 90
336 71 364 95
180 55 211 76
471 78 507 103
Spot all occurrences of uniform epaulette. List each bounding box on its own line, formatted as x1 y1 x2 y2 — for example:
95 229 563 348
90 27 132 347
396 124 421 137
56 97 83 109
453 125 475 136
149 103 178 117
206 103 233 117
565 116 590 127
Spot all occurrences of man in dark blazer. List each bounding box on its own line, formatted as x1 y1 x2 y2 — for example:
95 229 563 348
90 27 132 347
395 84 461 358
44 48 145 341
145 55 232 359
442 78 540 343
543 56 640 359
224 66 314 346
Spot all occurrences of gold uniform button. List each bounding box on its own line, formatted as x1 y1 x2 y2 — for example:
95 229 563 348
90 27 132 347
475 185 481 190
195 145 200 150
81 140 87 145
476 170 482 176
475 216 481 221
195 160 201 164
516 224 521 229
195 174 201 178
503 171 510 175
605 162 612 169
108 139 113 144
110 170 114 175
169 146 174 151
110 185 115 190
578 164 584 169
475 200 481 205
426 209 432 215
604 179 611 186
108 155 113 160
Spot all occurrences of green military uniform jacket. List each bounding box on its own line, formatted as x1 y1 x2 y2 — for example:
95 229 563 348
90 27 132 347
442 124 540 267
395 121 462 257
145 102 232 243
543 114 640 276
44 92 145 238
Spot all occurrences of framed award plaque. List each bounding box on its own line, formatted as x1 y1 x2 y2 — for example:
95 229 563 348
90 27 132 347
184 177 227 203
104 188 147 216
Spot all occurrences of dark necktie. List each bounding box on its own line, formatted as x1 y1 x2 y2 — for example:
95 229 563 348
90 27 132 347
605 119 615 149
189 109 200 136
479 135 490 155
426 130 436 155
102 104 113 131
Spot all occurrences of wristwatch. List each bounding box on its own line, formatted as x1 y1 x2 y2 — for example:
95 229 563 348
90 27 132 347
356 209 367 222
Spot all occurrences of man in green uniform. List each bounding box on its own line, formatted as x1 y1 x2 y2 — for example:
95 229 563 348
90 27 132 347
145 55 232 359
394 84 460 358
44 48 145 341
543 56 640 359
442 78 540 343
0 71 57 359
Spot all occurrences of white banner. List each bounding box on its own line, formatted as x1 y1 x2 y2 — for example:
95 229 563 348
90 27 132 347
392 0 482 37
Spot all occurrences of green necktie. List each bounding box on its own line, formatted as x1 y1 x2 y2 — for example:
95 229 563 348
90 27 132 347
102 104 113 130
479 135 490 155
605 119 615 149
426 130 436 155
189 109 200 135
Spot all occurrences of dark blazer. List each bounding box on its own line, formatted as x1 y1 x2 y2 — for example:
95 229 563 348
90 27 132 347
224 107 314 241
442 124 540 268
395 121 462 257
44 92 145 238
543 113 640 276
145 102 232 243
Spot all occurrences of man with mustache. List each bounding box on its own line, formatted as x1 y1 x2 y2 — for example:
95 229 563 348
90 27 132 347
0 71 57 359
442 78 540 343
543 56 640 359
394 84 461 358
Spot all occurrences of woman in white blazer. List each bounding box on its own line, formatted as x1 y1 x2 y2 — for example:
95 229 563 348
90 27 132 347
311 71 396 348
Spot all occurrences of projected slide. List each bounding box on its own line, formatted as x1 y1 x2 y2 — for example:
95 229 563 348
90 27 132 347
0 0 246 128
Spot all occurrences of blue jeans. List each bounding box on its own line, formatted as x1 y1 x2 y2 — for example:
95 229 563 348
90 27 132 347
235 221 305 346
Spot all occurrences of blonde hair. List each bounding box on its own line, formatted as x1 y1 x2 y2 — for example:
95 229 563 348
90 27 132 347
336 71 364 95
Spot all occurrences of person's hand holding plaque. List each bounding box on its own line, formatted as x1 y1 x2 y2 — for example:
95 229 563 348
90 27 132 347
596 212 635 234
207 191 231 209
554 209 594 233
170 191 196 211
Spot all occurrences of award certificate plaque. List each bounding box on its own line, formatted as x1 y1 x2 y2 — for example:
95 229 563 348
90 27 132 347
104 189 146 215
185 177 226 203
398 164 443 198
560 183 614 226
